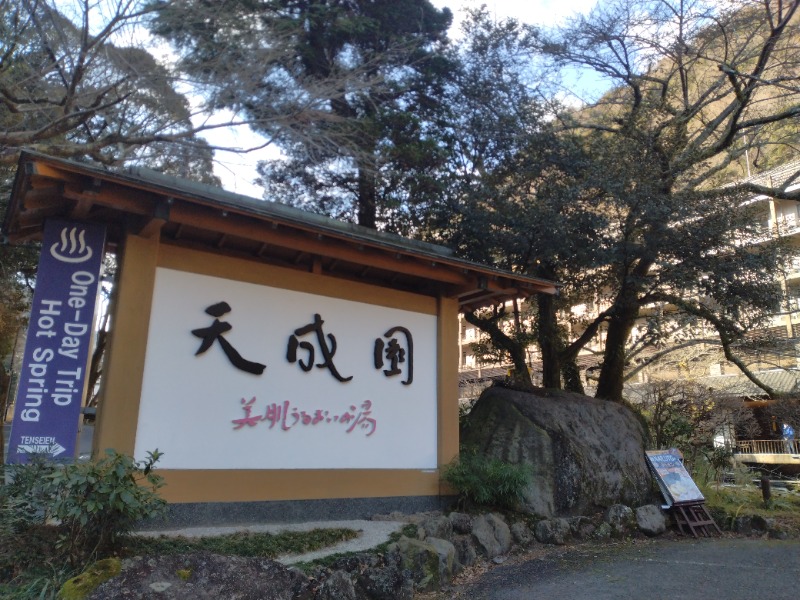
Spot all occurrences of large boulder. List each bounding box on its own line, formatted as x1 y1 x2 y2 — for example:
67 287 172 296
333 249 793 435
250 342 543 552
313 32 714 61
461 386 650 517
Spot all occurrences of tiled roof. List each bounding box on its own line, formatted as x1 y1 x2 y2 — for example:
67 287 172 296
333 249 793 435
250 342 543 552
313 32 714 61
622 369 800 403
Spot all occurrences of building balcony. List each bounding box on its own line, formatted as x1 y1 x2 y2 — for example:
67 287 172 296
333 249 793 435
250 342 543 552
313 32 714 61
734 439 800 467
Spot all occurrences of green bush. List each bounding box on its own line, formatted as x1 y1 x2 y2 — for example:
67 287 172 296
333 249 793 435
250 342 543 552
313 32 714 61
2 453 57 529
47 449 167 566
1 455 71 594
443 451 531 510
2 449 166 573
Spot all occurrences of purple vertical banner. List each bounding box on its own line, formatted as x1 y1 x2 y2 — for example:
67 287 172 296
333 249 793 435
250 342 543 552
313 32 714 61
6 219 106 464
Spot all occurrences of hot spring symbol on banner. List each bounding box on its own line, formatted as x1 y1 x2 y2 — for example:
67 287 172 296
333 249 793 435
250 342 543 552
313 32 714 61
7 219 106 464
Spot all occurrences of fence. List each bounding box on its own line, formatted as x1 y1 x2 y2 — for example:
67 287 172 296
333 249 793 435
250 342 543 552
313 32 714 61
735 439 800 454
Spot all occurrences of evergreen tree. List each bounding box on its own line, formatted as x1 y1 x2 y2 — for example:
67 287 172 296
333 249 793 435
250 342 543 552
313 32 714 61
149 0 453 230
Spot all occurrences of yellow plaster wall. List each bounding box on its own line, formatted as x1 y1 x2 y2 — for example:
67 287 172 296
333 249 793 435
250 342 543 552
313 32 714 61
92 233 159 457
95 236 459 503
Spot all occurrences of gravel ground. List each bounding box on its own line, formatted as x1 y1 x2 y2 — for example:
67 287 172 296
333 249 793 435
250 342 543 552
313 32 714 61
136 519 409 564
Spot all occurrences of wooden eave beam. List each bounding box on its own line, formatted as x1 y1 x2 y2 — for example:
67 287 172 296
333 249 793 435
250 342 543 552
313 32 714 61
167 203 472 286
459 290 512 306
16 186 63 210
138 218 166 239
5 223 43 243
25 161 84 185
69 197 94 220
62 185 159 217
17 205 67 228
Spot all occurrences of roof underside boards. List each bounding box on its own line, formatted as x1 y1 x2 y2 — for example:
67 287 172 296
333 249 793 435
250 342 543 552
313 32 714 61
3 152 558 309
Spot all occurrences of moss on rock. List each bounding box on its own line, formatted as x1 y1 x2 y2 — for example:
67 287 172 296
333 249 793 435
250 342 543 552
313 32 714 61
58 558 121 600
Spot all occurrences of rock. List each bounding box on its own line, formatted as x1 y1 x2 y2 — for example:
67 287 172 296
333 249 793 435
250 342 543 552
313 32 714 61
733 516 753 535
405 511 442 525
510 521 535 546
386 537 442 593
750 515 774 534
566 516 587 535
328 553 381 573
419 515 453 542
88 553 314 600
452 534 478 568
605 504 636 536
769 526 790 540
355 564 413 600
534 518 572 545
567 517 595 540
471 513 512 558
566 516 596 540
574 522 596 540
317 570 356 600
371 512 407 522
427 537 459 580
461 387 650 517
448 512 474 535
741 514 788 540
593 522 612 539
635 505 667 536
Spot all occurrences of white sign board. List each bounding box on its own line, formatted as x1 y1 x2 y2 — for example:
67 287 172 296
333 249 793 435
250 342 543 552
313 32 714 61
134 268 438 470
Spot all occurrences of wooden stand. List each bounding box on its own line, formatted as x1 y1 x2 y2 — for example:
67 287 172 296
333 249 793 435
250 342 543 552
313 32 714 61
671 502 721 538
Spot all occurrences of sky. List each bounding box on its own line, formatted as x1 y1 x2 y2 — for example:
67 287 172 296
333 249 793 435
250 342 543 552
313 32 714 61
207 0 599 198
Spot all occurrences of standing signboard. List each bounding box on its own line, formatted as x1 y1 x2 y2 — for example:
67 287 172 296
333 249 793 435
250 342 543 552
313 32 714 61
645 449 705 506
6 219 106 463
645 449 721 537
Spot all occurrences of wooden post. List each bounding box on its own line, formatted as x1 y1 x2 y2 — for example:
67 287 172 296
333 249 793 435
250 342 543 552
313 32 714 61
761 475 772 506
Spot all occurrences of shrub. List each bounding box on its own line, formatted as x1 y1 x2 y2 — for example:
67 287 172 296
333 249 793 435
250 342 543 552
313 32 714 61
2 453 57 528
1 454 67 591
443 451 531 510
2 449 166 572
47 449 166 566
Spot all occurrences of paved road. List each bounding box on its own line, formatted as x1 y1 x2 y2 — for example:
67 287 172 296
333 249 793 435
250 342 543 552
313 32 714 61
451 537 800 600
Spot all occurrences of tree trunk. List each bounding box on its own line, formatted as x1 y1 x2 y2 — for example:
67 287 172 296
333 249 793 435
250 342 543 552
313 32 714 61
537 292 561 389
562 359 584 394
595 250 657 401
595 303 638 401
0 406 4 465
463 310 534 390
356 160 378 229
